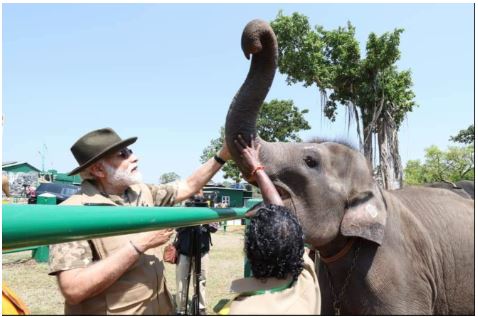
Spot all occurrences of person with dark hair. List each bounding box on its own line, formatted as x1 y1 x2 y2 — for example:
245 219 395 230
217 135 321 314
246 204 306 283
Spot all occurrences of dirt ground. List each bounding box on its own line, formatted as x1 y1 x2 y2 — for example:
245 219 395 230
2 227 245 315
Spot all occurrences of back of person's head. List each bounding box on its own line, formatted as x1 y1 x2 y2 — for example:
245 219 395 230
245 204 304 282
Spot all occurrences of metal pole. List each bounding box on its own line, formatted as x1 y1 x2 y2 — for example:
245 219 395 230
3 200 262 250
2 246 45 254
192 226 201 315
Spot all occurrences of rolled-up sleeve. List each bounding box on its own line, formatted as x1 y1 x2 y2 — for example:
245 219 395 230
147 181 179 207
48 240 93 275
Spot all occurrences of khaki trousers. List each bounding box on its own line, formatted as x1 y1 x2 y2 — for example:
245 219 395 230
175 253 209 313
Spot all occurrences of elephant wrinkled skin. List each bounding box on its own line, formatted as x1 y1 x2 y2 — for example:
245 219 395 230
225 19 474 315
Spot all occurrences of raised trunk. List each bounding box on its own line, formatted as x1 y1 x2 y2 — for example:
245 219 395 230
224 20 278 174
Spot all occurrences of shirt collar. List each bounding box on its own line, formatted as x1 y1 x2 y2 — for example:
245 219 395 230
230 275 294 295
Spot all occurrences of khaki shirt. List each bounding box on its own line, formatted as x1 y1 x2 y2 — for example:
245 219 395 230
49 180 178 315
220 254 321 315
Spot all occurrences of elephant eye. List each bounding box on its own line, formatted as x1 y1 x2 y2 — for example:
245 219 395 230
304 156 318 168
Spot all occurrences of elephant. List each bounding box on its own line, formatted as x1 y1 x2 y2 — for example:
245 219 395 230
225 19 474 315
425 180 474 199
456 180 475 199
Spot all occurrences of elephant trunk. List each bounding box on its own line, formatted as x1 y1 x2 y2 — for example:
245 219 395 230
225 19 277 175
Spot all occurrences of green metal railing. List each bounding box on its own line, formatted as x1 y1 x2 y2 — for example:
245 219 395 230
3 199 262 251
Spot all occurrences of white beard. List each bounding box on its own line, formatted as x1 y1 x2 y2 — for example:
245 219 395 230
102 162 143 187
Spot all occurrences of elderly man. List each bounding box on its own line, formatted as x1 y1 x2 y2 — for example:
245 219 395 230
48 128 230 315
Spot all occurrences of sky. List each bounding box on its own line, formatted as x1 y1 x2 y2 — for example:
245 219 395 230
2 3 474 184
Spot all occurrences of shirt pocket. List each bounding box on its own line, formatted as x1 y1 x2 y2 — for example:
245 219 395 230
106 281 154 314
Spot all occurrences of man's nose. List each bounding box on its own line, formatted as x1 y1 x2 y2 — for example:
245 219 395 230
129 153 139 163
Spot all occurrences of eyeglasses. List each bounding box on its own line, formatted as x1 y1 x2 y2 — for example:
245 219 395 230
118 148 133 159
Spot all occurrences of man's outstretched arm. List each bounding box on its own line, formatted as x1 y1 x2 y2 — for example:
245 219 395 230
175 144 230 203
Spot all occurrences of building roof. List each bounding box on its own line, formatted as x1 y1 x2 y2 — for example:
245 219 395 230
203 186 251 192
2 161 18 166
2 161 41 172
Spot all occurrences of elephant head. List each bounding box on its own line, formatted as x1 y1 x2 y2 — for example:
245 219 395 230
225 20 387 250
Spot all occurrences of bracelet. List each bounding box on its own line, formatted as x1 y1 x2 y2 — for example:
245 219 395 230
214 154 226 165
129 240 143 255
250 166 265 178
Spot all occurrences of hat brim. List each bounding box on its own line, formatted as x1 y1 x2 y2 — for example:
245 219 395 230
67 136 138 176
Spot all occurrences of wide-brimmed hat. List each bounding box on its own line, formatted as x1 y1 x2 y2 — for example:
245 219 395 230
68 128 137 176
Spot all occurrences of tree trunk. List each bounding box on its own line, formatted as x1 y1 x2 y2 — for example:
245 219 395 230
362 117 373 164
377 114 403 190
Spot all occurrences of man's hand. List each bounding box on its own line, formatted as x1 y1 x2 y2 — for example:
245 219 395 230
132 229 174 252
234 134 262 180
57 229 174 305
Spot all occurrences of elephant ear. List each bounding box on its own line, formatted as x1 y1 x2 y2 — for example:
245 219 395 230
340 191 387 245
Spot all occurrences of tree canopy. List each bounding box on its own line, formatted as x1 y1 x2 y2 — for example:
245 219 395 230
450 124 474 145
271 12 417 189
159 172 180 184
201 99 310 182
404 145 474 185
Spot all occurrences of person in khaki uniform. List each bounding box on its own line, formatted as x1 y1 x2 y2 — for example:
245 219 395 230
217 136 321 315
48 127 230 315
219 206 321 315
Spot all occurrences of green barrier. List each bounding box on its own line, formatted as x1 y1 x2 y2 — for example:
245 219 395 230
243 217 252 277
37 194 57 205
2 245 50 263
30 194 56 262
3 199 262 250
32 246 50 263
2 245 45 254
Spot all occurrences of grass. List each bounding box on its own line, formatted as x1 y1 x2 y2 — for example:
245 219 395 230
2 252 64 315
2 226 246 315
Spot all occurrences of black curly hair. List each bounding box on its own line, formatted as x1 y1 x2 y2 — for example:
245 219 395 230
245 204 305 282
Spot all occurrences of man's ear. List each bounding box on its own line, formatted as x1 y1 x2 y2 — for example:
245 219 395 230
89 162 106 178
340 190 387 245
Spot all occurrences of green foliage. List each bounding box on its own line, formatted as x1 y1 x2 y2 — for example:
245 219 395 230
159 172 180 184
271 11 416 127
256 99 310 142
201 99 310 181
403 160 427 185
450 124 474 145
271 11 418 188
404 145 475 185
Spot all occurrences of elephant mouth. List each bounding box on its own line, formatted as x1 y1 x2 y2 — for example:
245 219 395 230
275 185 290 199
274 183 298 216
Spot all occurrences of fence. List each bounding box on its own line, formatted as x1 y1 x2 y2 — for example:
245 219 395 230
2 199 261 265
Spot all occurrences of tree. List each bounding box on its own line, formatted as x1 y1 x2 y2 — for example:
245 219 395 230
450 124 474 145
402 159 426 185
271 12 417 189
404 145 474 185
257 99 310 142
159 172 180 184
201 99 310 182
